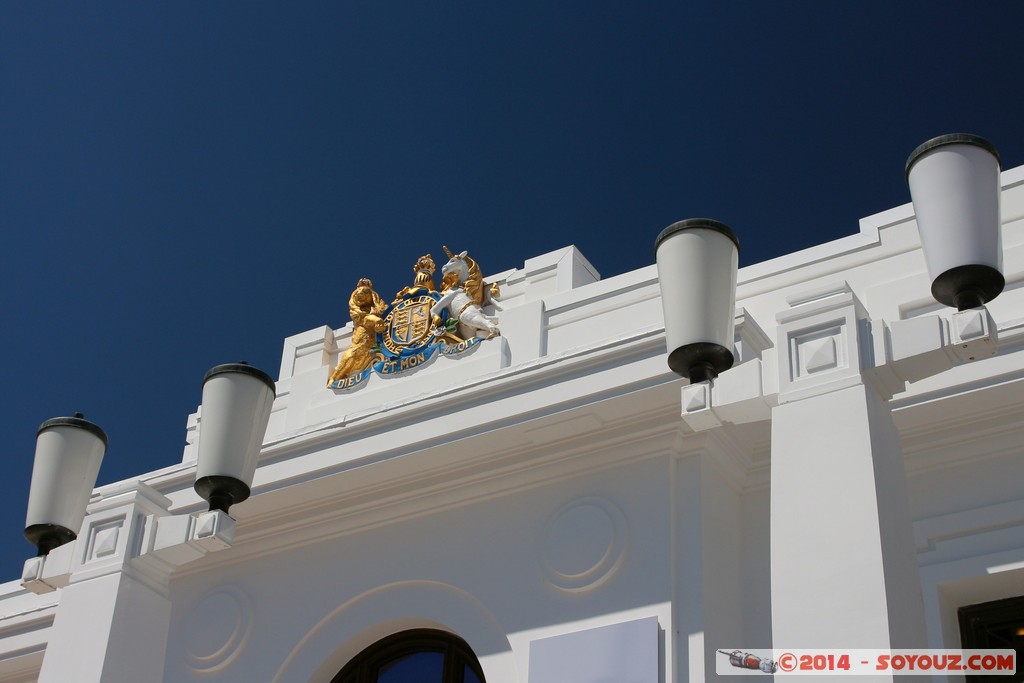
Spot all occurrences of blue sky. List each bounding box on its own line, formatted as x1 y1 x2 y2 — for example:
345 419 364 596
1 2 1022 579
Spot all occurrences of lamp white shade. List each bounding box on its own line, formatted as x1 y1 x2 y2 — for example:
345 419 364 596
194 363 276 513
25 415 107 554
906 134 1003 310
655 219 739 382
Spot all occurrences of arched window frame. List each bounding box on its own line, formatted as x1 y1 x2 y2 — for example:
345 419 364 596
332 628 485 683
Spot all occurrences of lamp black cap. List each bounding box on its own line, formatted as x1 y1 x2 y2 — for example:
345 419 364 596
667 342 735 384
36 414 109 449
194 475 251 515
655 218 740 259
906 134 1002 181
203 362 277 396
932 264 1005 311
24 524 77 556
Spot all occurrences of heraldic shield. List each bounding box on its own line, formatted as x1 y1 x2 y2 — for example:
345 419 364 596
381 292 441 356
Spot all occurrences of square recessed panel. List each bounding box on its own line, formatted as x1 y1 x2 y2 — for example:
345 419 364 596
194 512 219 539
682 382 710 413
529 617 659 683
801 335 838 373
791 324 845 378
86 518 125 562
954 308 988 341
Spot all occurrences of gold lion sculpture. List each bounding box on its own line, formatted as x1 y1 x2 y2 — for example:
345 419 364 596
328 279 387 385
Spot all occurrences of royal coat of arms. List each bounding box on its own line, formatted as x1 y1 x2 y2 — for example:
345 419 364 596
327 248 501 390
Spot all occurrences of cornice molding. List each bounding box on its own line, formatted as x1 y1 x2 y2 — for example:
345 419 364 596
174 415 688 576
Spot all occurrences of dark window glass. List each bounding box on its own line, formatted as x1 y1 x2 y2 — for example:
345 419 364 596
332 629 485 683
377 651 444 683
958 594 1024 683
464 665 482 683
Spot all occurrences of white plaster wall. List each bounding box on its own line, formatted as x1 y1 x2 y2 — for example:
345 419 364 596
739 487 773 649
161 457 676 683
906 450 1024 527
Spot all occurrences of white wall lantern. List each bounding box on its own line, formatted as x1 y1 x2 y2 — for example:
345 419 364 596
906 134 1004 310
194 362 276 515
24 414 107 555
655 218 740 383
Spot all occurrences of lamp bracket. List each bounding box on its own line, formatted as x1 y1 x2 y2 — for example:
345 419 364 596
680 357 779 432
679 288 1002 434
20 483 237 596
886 306 997 383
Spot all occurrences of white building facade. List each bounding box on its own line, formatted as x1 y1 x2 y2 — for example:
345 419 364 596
1 164 1022 682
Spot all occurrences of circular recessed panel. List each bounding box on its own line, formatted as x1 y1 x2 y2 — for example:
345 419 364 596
182 586 253 673
540 497 628 592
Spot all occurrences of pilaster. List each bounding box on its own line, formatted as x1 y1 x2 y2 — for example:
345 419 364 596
20 482 237 683
770 284 927 662
673 434 746 682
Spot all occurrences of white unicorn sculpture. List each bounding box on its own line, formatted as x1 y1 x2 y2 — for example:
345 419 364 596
431 247 501 340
